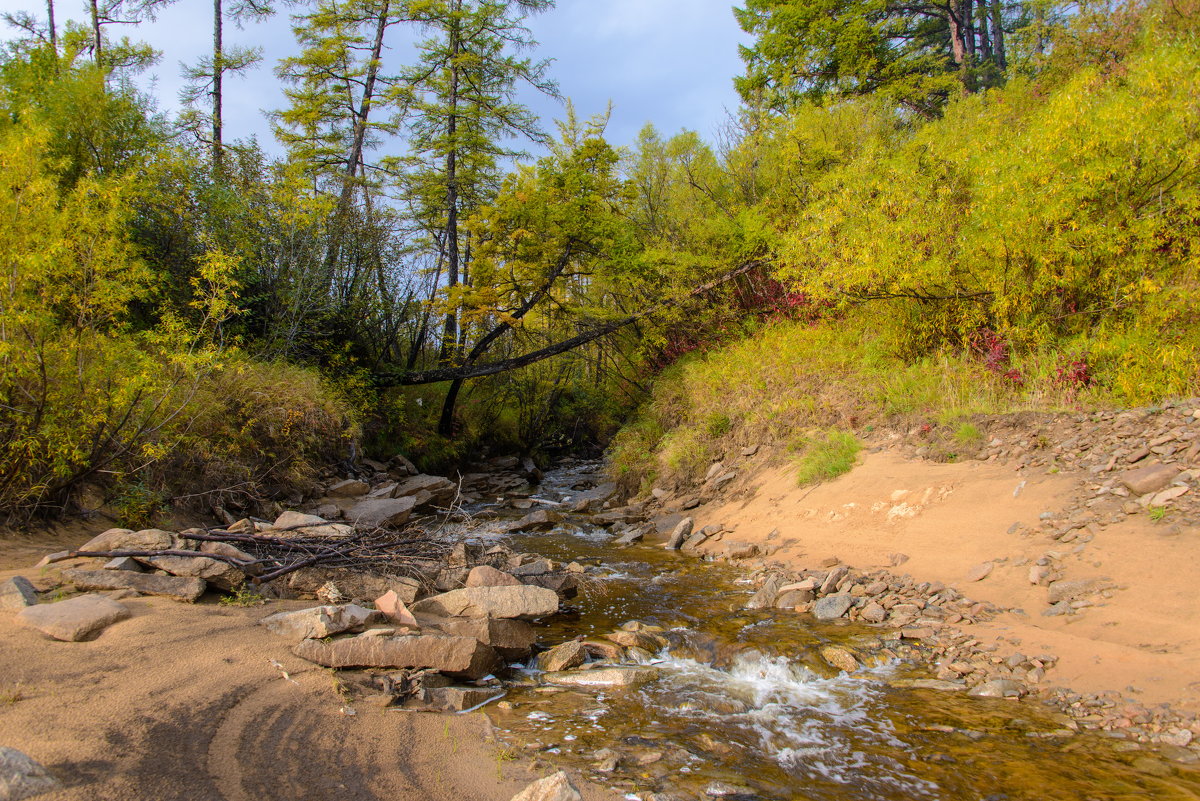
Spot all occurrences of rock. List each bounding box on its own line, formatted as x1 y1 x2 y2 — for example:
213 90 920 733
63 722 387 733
965 561 993 582
1149 485 1189 506
900 627 934 639
705 782 754 798
1047 577 1112 604
375 590 419 628
347 497 418 529
0 746 61 801
0 576 38 610
409 585 559 620
741 444 759 456
820 645 859 672
860 601 887 623
138 554 244 591
1131 757 1174 778
285 568 419 603
15 594 130 641
813 594 854 620
819 566 848 595
507 510 563 532
293 633 501 679
681 531 710 552
466 565 522 588
969 678 1026 698
889 678 966 691
102 557 143 572
819 555 841 568
612 527 645 546
1120 464 1180 495
603 630 665 651
61 569 206 602
664 517 694 550
542 667 660 689
34 552 69 568
391 474 457 506
315 503 341 519
509 771 581 801
416 614 537 660
269 512 353 538
1041 601 1072 617
405 686 505 713
260 604 378 642
327 479 369 497
723 542 759 560
510 559 553 577
538 640 588 672
79 527 178 553
775 588 814 607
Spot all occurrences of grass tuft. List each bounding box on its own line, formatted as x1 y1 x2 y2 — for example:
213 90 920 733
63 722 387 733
793 430 862 485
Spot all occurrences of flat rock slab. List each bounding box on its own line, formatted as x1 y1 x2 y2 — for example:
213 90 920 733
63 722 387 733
267 512 353 538
16 594 130 641
293 633 500 679
327 478 369 497
1047 577 1113 605
415 614 536 659
509 771 581 801
61 569 206 602
347 496 417 529
260 604 379 642
410 585 559 620
538 640 588 672
403 686 505 713
0 576 38 610
286 568 419 603
465 565 522 588
0 746 61 801
138 554 244 591
541 667 660 689
965 561 994 582
506 510 563 533
1120 463 1180 496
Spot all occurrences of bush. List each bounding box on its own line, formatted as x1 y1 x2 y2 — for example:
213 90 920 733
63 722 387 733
792 430 862 485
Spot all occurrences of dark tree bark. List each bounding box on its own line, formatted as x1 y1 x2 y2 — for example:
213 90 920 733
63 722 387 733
213 0 223 172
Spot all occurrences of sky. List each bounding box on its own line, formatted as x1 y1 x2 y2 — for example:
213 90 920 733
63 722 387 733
0 0 753 155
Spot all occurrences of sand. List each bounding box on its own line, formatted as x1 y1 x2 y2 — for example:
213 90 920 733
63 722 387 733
691 449 1200 713
0 538 619 801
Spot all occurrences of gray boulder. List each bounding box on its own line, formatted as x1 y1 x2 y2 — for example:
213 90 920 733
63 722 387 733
79 527 178 553
293 633 501 679
347 496 418 529
61 569 206 602
138 554 245 591
664 517 694 550
0 576 38 611
506 509 563 532
409 585 559 620
16 594 130 641
813 593 854 621
0 746 61 801
509 771 581 801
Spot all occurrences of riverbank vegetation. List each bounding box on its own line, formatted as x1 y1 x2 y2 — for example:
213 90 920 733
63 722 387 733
1 0 1197 520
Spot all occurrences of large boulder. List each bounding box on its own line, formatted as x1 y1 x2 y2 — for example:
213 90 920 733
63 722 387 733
0 576 38 611
0 746 61 801
61 569 206 602
16 594 130 641
509 771 581 801
327 479 370 497
537 640 587 672
260 604 379 642
663 517 693 550
1120 463 1180 496
137 554 245 591
293 633 501 679
285 568 419 603
79 527 178 553
415 614 537 659
812 594 854 621
409 585 559 620
347 497 418 529
465 565 522 588
391 474 457 507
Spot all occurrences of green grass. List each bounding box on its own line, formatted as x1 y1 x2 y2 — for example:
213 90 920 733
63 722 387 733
794 430 863 485
954 422 983 445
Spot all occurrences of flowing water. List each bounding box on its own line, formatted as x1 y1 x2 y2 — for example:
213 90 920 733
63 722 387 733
462 460 1200 800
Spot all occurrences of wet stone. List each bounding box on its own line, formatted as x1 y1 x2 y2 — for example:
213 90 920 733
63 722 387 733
813 594 854 620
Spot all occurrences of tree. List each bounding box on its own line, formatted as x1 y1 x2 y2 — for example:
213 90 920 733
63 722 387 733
733 0 1022 115
181 0 277 173
390 0 558 368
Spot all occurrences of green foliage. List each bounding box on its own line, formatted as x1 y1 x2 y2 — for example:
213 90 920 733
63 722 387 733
219 585 267 607
954 422 982 445
792 430 862 485
111 481 166 529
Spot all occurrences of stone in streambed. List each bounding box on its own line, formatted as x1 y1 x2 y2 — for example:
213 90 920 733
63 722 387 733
293 633 501 679
813 594 854 620
347 497 418 529
15 594 130 641
0 746 61 801
405 685 505 713
541 667 660 689
969 678 1027 698
415 614 537 659
538 640 588 672
465 565 522 587
259 604 379 642
0 577 38 610
375 590 419 628
138 554 245 591
327 478 369 497
820 645 859 672
509 771 581 801
409 585 559 620
664 517 693 550
60 569 205 602
506 509 563 532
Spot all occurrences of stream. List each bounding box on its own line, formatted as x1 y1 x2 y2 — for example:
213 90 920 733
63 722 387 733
456 459 1200 800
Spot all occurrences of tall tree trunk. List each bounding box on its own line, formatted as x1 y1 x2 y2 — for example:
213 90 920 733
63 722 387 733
89 0 101 63
46 0 56 50
978 4 993 62
439 0 461 366
964 0 976 61
213 0 223 173
991 0 1006 70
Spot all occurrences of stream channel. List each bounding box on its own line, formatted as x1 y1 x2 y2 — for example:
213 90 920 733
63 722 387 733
451 459 1200 800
